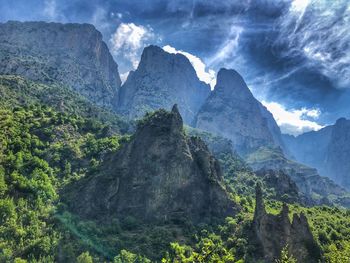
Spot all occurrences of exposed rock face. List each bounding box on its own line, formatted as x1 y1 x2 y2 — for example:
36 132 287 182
64 105 235 223
326 118 350 189
117 45 210 124
194 68 284 155
252 184 321 263
246 147 348 207
283 118 350 190
0 21 121 108
255 169 302 204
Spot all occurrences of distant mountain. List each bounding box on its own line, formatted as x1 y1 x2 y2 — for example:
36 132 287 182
0 21 121 108
64 105 235 223
194 68 286 154
245 146 349 207
117 45 210 124
283 118 350 190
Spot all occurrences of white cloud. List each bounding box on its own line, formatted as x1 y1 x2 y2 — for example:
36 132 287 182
163 45 216 88
43 0 57 20
207 25 243 67
262 101 324 136
120 71 130 84
110 23 154 68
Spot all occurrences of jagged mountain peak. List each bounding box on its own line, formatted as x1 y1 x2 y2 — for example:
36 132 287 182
335 117 349 125
139 45 195 71
252 184 322 262
215 68 253 99
0 21 121 108
117 45 210 124
64 107 235 223
195 68 283 154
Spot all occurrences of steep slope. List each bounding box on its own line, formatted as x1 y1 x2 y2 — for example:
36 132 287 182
64 105 235 223
246 147 349 207
250 184 322 263
194 68 285 154
325 118 350 189
283 118 350 190
187 127 304 204
0 21 121 108
117 45 210 124
0 75 131 133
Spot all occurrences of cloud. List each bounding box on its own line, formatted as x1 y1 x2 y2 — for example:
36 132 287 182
163 45 216 88
207 25 243 67
43 0 58 20
275 0 350 89
120 71 130 84
262 101 324 136
110 23 154 68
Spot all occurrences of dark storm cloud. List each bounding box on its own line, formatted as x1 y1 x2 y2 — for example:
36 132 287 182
0 0 349 127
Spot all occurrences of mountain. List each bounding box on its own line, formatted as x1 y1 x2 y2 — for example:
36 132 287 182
246 147 349 207
194 68 285 154
0 21 121 108
283 118 350 190
250 184 322 262
64 105 235 223
117 45 210 124
0 74 131 133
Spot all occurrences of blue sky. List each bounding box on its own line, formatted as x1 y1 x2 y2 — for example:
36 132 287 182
1 0 349 135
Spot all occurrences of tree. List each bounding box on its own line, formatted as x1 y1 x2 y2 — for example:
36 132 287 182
0 166 7 197
275 246 297 263
76 251 93 263
114 250 150 263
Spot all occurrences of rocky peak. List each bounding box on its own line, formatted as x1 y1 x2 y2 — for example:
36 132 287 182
0 21 121 108
283 117 350 191
117 45 210 124
64 106 235 223
254 182 266 218
215 68 253 100
335 117 348 126
325 117 350 189
251 184 321 262
195 68 283 154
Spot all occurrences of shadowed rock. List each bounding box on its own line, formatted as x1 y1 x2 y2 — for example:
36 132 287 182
0 21 121 108
195 68 286 155
117 45 210 124
64 105 236 223
251 184 322 262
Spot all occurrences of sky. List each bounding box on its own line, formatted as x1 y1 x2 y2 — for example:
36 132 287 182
1 0 349 135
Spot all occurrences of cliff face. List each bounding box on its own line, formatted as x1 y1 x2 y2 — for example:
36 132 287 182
194 68 284 155
255 169 302 204
117 45 210 124
283 118 350 190
246 147 348 207
64 105 235 223
0 21 121 108
325 118 350 189
251 184 321 263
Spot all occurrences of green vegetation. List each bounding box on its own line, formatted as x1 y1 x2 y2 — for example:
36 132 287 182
0 104 129 261
0 75 131 133
0 80 349 262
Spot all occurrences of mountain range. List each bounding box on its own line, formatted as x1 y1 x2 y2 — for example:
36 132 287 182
0 21 349 262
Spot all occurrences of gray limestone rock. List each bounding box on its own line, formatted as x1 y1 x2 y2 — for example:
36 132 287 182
117 45 210 124
0 21 121 108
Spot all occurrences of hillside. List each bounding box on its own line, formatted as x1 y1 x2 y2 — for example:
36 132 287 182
0 21 121 108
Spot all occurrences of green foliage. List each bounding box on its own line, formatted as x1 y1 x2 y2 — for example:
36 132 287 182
275 245 297 263
0 105 127 261
0 80 350 262
77 251 94 263
114 250 151 263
